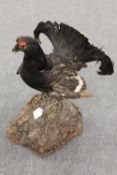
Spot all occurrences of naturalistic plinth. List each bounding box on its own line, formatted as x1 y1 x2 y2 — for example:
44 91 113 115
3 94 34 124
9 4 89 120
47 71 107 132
6 93 83 154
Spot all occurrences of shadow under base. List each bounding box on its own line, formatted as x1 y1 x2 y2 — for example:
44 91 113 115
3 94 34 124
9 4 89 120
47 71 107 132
6 93 83 155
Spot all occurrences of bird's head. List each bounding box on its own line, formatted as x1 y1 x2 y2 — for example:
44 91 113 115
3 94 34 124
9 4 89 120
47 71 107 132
12 36 40 54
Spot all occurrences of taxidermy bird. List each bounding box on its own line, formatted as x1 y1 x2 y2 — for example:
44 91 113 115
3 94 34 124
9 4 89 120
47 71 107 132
12 21 114 99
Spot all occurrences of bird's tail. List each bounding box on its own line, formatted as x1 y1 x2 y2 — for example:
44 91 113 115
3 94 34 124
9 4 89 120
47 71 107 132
34 21 114 75
81 46 114 75
97 55 114 75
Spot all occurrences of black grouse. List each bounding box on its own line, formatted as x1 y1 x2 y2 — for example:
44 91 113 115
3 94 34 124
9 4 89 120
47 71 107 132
12 36 90 98
12 21 114 98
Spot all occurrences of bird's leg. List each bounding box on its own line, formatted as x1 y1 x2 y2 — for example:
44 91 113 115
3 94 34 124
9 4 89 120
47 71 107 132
48 92 64 101
45 102 60 111
41 92 50 100
42 92 63 111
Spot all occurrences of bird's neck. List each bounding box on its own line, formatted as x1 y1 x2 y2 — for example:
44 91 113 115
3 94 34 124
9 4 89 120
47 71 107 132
23 46 49 70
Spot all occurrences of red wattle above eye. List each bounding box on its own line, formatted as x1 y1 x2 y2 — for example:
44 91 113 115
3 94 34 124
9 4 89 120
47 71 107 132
18 41 26 47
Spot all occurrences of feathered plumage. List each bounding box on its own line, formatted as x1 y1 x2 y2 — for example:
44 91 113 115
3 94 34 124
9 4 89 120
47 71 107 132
12 21 114 99
34 21 114 75
12 36 89 99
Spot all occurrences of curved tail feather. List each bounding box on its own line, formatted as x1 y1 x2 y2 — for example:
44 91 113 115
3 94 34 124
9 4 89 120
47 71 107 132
34 21 114 75
97 55 114 75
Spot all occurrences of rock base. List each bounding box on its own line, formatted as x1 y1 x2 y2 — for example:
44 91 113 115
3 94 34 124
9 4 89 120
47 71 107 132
6 93 83 155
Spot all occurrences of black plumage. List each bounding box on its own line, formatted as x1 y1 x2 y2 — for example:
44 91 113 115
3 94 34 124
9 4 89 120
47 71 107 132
12 21 114 98
34 21 114 75
12 36 88 98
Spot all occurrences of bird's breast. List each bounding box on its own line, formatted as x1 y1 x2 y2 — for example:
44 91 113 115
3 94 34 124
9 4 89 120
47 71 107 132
20 67 52 92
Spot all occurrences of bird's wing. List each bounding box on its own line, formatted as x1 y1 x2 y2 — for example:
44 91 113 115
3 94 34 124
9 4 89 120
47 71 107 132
47 65 92 99
34 21 114 75
34 21 91 61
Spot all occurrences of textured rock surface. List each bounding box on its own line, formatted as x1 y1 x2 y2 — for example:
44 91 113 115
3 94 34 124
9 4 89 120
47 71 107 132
6 94 83 154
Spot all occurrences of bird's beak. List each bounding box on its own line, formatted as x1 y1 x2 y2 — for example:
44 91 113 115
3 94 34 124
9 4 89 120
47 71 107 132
12 44 20 52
